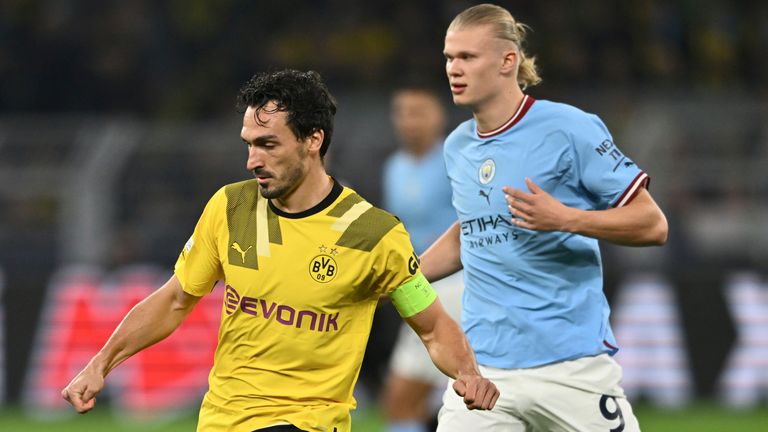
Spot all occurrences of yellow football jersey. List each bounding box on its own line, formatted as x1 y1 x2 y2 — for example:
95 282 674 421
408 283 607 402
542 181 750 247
175 178 425 432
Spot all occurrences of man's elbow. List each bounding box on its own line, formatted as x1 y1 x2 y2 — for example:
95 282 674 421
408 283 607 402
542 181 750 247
646 212 669 246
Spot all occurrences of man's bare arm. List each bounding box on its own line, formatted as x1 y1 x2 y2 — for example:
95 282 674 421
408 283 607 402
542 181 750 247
505 179 668 246
61 275 202 413
419 222 463 282
405 299 499 410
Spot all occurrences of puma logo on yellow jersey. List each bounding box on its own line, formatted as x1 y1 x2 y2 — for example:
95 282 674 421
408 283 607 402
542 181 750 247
231 242 253 264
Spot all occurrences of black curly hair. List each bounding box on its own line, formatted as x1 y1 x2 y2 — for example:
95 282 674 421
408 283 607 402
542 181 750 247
237 69 337 158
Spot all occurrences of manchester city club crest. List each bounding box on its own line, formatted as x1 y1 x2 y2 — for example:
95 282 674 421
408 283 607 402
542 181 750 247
479 159 496 184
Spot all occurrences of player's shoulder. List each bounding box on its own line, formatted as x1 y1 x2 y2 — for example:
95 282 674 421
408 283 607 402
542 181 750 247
194 179 259 212
223 178 260 194
383 149 409 172
532 99 600 124
328 186 406 253
445 118 476 147
219 178 262 208
529 99 610 142
334 186 402 227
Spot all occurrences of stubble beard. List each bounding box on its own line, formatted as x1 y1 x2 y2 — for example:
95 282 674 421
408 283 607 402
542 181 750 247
258 149 308 200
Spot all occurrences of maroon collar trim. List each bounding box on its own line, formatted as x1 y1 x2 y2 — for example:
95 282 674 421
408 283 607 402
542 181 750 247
477 95 535 138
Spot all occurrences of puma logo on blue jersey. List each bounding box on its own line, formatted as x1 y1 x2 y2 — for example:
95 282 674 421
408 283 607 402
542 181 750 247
479 188 493 205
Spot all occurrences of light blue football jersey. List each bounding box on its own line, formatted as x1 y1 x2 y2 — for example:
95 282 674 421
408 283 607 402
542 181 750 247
383 142 456 254
444 96 649 369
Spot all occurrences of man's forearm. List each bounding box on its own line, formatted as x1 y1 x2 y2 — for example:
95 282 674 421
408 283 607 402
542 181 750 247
563 189 668 246
424 315 479 379
89 276 199 376
408 299 478 379
420 222 463 282
404 298 499 410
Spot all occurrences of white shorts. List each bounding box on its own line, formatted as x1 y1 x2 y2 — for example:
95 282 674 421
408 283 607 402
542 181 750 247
388 271 464 385
438 354 641 432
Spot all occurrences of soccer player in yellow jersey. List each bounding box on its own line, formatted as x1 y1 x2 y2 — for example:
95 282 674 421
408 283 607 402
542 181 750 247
61 69 499 432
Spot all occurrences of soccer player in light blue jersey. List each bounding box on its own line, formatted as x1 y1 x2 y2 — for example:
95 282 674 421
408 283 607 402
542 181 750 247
381 84 456 255
380 83 465 432
421 4 669 432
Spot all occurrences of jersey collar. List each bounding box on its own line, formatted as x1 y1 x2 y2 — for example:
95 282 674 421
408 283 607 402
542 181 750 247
268 177 343 219
476 95 535 139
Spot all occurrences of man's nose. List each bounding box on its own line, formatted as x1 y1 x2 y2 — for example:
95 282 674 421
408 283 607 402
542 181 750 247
446 60 461 77
246 147 263 171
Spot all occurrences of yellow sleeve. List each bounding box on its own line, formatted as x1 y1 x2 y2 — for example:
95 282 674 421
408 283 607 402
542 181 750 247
372 223 437 316
372 223 419 291
174 188 225 296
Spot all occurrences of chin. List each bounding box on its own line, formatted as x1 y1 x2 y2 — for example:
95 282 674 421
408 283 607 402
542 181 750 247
452 97 474 108
451 93 473 107
258 185 282 200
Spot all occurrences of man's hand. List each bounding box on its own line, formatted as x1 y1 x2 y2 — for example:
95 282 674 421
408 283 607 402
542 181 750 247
61 366 104 413
503 177 575 232
453 373 500 410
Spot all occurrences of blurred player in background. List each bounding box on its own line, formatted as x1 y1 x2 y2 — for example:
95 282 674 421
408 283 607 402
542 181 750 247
423 4 669 431
60 69 498 432
380 83 464 432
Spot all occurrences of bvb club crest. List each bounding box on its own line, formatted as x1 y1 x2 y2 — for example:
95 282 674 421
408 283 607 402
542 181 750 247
309 245 338 283
479 159 496 185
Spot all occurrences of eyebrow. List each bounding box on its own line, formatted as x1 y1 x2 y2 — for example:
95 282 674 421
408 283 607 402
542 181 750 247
444 48 477 56
241 134 278 145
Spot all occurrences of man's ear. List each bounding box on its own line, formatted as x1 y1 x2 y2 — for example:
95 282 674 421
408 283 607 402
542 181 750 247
500 49 518 75
306 129 325 153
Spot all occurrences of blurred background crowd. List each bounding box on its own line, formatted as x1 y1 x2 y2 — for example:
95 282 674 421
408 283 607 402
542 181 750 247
1 0 767 427
2 0 766 115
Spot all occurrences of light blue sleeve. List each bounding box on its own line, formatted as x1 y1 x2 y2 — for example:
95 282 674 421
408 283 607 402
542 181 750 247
573 114 647 209
381 154 398 212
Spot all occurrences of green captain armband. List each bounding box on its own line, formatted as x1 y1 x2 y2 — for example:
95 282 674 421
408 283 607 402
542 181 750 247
390 273 438 318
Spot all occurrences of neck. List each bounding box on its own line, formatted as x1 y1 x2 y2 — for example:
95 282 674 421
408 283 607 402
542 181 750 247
271 164 333 213
406 138 437 159
473 85 525 133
